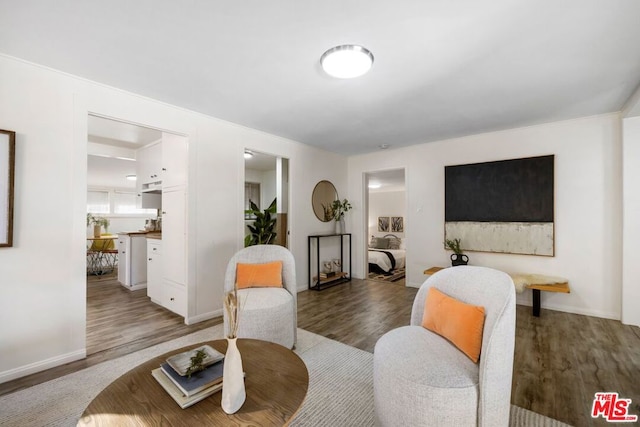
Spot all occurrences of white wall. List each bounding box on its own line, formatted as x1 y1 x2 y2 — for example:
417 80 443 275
245 168 277 210
0 54 347 383
622 115 640 326
368 190 406 238
348 114 623 320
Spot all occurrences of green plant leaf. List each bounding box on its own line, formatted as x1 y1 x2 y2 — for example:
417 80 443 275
244 197 279 246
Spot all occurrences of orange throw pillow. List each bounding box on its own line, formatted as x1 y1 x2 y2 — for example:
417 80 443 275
421 287 486 363
236 261 283 289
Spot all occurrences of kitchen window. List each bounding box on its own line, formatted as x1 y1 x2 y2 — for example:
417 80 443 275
87 190 110 214
87 189 156 215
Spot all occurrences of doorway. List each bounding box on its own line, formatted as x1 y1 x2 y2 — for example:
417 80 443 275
365 169 407 285
244 150 290 248
86 115 175 357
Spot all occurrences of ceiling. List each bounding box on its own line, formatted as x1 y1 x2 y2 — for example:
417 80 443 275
87 116 162 189
88 115 162 149
2 1 640 155
245 151 278 172
87 155 137 190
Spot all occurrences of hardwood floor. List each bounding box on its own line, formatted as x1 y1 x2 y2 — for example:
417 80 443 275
1 275 639 427
85 272 220 359
300 280 640 426
0 272 220 397
298 278 413 352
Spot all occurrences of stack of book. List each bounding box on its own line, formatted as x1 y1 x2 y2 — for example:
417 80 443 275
152 344 225 409
319 271 336 279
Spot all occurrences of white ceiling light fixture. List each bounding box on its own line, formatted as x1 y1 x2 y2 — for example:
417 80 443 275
368 182 381 189
321 45 374 79
244 150 253 159
126 174 137 181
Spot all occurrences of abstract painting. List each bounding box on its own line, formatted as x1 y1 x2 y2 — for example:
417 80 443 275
391 216 404 232
444 155 554 256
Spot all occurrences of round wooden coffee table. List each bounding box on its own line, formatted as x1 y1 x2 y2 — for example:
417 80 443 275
78 339 309 426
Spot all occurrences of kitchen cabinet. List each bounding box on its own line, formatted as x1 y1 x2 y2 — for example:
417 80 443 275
135 132 189 318
162 188 186 285
162 281 187 317
161 132 188 188
136 134 187 191
117 233 147 290
146 239 162 302
146 237 187 317
136 141 162 187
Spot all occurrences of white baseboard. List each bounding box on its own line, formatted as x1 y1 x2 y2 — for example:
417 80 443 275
515 291 620 320
126 282 147 291
516 301 620 320
186 309 223 325
0 349 86 385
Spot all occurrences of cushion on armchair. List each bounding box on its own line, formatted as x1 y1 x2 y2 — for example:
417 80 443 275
236 261 283 289
421 287 485 363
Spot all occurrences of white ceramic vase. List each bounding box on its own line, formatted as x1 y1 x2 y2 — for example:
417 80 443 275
221 337 246 414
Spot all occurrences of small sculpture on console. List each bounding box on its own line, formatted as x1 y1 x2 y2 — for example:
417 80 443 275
323 261 333 274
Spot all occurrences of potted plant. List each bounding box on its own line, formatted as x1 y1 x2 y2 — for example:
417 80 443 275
445 238 469 266
88 214 110 238
331 198 352 234
244 198 277 247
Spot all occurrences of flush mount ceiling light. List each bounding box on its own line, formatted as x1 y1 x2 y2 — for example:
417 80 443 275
368 183 381 189
244 151 253 159
321 45 374 79
126 174 137 181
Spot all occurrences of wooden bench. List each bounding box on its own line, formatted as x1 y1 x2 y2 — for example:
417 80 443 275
423 267 570 317
525 282 570 317
423 266 445 276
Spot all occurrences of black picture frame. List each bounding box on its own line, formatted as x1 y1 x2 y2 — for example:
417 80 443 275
0 129 16 247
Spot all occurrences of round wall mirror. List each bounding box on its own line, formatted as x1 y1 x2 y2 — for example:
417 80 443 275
312 180 338 222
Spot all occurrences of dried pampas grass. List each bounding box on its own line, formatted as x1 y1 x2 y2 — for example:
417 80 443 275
224 287 240 339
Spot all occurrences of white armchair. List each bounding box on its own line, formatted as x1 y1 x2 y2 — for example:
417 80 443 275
373 266 516 426
223 245 297 349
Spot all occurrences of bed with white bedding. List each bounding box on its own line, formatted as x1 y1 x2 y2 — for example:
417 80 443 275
368 248 406 273
368 234 406 273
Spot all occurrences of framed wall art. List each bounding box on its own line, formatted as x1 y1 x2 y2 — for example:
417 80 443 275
444 155 554 256
0 129 16 247
378 216 389 232
391 216 404 232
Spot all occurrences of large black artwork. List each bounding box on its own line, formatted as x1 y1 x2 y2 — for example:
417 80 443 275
444 155 555 256
445 155 554 222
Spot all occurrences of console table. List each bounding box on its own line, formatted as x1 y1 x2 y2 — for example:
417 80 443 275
308 233 351 290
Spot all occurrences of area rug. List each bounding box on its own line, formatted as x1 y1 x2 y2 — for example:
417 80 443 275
368 267 406 283
0 325 570 426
